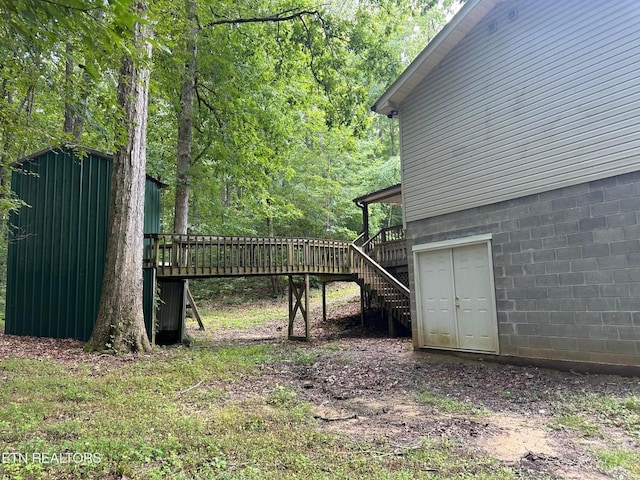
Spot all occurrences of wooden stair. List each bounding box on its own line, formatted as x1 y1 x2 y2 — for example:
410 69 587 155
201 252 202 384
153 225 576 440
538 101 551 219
349 244 411 332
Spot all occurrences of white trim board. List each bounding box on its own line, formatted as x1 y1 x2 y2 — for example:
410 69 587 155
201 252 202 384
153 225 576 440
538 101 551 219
412 233 493 253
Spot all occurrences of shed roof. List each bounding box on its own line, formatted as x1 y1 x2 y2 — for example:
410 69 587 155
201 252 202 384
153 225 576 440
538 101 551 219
372 0 498 117
16 145 168 188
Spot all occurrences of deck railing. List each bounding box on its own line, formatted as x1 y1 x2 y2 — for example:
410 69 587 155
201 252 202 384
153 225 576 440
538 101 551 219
362 225 407 267
144 234 352 278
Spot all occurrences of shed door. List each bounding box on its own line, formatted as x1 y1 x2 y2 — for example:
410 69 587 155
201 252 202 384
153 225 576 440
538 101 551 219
416 249 458 348
416 242 498 353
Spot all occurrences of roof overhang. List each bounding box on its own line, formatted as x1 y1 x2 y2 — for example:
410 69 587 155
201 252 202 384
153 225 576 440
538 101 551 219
372 0 498 117
15 145 168 188
353 183 402 206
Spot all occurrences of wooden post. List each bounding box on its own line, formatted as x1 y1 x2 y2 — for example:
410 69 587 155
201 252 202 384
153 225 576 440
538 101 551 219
304 273 310 340
288 275 294 337
384 309 396 337
322 281 327 323
287 242 293 272
151 268 157 346
360 283 365 327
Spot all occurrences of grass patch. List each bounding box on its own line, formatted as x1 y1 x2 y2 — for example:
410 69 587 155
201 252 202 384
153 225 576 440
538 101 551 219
416 390 487 416
556 393 640 438
0 343 518 480
596 449 640 477
287 349 322 365
549 414 601 437
322 283 359 304
198 282 359 332
201 304 287 330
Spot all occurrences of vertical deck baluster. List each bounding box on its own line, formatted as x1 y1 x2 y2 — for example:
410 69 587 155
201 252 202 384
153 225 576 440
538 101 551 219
223 236 228 274
208 237 213 275
281 239 286 273
217 236 222 275
233 237 237 274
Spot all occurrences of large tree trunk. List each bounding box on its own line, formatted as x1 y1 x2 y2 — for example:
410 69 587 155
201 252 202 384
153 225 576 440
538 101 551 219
86 6 152 353
173 0 198 235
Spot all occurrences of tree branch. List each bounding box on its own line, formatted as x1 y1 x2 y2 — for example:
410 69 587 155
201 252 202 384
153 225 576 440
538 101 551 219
38 0 103 13
193 140 213 165
194 81 224 129
204 9 321 28
299 15 323 91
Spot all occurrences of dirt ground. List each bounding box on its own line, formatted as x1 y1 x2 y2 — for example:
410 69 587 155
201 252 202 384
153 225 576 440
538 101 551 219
1 287 639 479
199 289 640 480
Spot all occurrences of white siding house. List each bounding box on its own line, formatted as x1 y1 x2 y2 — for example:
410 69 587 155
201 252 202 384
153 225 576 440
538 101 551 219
374 0 640 367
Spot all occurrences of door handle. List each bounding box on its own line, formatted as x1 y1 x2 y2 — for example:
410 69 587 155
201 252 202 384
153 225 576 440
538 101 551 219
455 296 460 308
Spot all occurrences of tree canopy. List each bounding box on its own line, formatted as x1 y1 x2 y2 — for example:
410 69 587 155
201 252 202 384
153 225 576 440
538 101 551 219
0 0 460 349
1 0 457 230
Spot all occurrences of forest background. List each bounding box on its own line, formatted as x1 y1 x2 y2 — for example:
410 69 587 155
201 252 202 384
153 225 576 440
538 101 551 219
0 0 459 304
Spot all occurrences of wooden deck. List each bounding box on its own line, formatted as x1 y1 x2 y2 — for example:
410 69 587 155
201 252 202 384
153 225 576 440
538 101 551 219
144 234 353 278
144 231 410 340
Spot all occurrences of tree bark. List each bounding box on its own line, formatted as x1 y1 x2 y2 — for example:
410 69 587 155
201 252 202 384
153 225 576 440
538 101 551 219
86 4 152 353
173 0 198 235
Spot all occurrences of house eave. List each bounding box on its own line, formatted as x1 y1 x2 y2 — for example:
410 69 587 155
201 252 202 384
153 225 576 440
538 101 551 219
353 183 402 206
372 0 498 116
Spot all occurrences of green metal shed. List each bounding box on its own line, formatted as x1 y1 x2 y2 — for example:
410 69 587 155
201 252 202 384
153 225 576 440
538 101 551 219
5 146 165 341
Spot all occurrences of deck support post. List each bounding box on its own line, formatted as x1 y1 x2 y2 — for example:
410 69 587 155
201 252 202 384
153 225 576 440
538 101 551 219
322 281 327 323
151 268 157 346
180 279 188 342
288 274 310 341
360 284 365 327
386 310 396 337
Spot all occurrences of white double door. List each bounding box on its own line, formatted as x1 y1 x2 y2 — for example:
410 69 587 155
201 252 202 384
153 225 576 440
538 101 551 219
415 241 498 353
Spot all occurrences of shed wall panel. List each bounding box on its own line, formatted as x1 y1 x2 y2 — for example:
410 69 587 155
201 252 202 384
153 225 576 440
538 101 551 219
5 148 162 342
6 151 111 340
400 0 640 222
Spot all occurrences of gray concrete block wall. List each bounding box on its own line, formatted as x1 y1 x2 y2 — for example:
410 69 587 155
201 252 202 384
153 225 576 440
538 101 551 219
407 171 640 366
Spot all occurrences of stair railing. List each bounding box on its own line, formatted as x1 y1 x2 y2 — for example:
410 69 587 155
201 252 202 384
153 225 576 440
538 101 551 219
349 243 411 326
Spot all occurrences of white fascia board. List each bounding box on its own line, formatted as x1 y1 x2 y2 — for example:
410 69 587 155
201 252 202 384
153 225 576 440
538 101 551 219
412 233 493 253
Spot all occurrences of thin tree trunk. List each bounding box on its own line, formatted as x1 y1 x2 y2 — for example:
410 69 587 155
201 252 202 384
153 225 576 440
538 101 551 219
86 4 152 353
0 79 11 193
173 0 198 344
63 42 75 136
63 42 89 142
174 0 198 235
267 199 280 295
